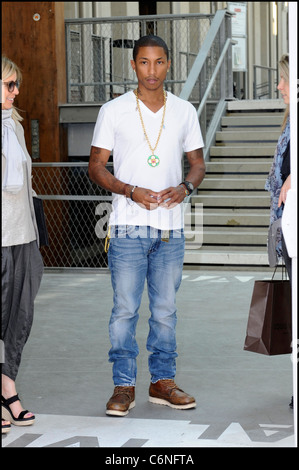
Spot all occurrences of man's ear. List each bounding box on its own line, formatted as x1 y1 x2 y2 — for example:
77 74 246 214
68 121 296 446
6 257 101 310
130 60 136 72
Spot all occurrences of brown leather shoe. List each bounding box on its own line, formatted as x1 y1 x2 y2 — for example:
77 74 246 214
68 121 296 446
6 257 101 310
149 379 196 409
106 386 135 416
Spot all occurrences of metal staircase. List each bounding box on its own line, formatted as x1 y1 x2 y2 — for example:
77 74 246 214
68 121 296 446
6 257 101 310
184 99 285 268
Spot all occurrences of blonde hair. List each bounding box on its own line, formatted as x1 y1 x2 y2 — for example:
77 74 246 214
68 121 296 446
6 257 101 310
2 55 23 122
279 53 289 131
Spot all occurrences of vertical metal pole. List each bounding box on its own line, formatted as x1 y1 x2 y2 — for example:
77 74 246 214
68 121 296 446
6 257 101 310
253 65 257 99
65 23 71 102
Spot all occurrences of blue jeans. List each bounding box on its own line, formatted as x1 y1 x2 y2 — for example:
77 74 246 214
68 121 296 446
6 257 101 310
108 225 185 386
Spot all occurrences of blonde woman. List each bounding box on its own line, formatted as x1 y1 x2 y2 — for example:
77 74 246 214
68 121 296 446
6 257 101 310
1 56 43 432
265 54 291 280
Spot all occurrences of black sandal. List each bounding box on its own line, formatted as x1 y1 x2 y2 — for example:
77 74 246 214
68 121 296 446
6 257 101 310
2 419 11 434
1 394 35 426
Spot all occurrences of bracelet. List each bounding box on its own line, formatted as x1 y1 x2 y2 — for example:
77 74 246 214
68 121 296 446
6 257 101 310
130 185 138 201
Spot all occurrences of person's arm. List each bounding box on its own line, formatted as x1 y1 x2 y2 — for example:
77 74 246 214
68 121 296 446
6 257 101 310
158 148 206 208
88 146 160 210
184 147 206 188
278 174 291 207
88 146 127 195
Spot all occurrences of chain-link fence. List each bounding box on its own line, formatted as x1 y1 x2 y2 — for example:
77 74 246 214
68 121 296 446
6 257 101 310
32 162 204 270
32 162 112 269
65 13 213 103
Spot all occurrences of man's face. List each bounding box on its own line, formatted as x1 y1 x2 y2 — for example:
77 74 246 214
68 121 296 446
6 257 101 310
131 46 171 92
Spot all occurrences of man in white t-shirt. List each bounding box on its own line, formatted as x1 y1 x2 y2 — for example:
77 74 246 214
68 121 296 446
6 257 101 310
89 35 205 416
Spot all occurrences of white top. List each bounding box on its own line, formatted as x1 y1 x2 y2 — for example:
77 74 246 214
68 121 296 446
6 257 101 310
2 121 38 247
2 162 36 247
91 90 204 230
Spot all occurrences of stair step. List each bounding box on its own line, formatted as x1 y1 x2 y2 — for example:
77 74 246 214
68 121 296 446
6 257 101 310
185 209 269 226
219 127 281 133
185 245 267 252
185 225 267 243
200 177 266 190
212 142 279 147
221 115 283 126
184 248 269 266
210 146 275 157
186 228 267 245
215 130 280 141
204 211 269 226
227 99 285 111
192 193 270 208
206 161 271 173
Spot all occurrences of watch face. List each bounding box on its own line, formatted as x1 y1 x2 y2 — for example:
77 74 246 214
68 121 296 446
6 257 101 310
186 181 194 191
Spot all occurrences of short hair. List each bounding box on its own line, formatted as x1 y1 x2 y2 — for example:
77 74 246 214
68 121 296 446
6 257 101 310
133 35 169 61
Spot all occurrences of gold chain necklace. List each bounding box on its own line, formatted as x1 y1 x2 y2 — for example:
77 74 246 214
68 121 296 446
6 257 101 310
134 89 167 167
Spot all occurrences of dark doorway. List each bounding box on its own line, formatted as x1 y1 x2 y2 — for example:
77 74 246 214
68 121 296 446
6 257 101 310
139 1 157 35
139 2 157 15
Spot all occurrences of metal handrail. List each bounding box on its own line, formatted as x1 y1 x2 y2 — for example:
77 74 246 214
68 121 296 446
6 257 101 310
180 10 233 102
179 10 234 161
253 64 278 99
65 12 213 25
196 38 232 118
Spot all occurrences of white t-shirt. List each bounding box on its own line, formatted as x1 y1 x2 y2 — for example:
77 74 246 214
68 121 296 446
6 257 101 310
91 90 204 230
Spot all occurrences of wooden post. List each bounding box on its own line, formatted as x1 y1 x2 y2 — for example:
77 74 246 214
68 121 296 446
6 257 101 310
2 2 67 162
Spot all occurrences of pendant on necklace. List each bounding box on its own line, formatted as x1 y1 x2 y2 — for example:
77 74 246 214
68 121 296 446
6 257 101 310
147 155 160 167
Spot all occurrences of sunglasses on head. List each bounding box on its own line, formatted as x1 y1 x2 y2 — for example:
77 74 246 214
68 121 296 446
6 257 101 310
2 80 20 92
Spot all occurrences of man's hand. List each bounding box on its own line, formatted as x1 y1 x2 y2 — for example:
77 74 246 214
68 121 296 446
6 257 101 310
156 185 187 208
130 187 161 210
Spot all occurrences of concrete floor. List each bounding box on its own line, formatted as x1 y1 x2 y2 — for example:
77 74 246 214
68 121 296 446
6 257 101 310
2 269 295 450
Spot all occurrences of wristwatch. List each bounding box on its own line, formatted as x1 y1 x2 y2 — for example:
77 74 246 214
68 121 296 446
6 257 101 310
181 181 194 195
